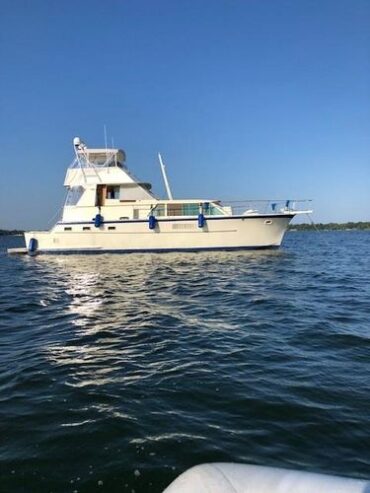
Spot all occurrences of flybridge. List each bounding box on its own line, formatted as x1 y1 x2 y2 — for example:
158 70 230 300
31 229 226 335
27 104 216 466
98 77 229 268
64 137 155 201
72 137 126 168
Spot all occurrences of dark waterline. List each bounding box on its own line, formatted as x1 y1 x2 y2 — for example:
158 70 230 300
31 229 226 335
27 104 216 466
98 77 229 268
0 232 369 492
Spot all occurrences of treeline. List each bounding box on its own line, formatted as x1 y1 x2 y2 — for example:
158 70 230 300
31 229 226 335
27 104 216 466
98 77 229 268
0 229 24 235
289 222 370 231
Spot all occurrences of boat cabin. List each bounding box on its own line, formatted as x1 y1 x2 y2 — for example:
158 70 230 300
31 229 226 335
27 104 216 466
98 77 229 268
61 138 228 223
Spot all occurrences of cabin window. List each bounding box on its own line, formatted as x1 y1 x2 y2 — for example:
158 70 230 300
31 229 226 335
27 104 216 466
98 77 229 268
204 203 225 216
167 204 182 216
108 226 116 230
106 186 120 199
164 203 225 217
83 227 90 231
152 204 166 217
64 227 72 231
183 204 199 216
65 186 84 206
167 203 198 216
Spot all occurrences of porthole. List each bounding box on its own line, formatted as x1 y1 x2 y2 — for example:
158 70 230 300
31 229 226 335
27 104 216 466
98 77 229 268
64 227 72 231
264 220 273 225
83 227 90 231
108 226 116 230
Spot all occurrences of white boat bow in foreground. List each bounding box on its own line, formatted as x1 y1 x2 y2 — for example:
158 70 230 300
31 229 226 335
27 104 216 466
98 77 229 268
163 463 370 493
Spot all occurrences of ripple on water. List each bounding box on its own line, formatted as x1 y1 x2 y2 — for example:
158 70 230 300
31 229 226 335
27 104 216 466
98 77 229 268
0 232 369 492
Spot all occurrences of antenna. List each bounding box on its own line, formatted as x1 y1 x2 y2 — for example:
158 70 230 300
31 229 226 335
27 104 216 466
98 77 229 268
104 124 108 149
158 153 174 200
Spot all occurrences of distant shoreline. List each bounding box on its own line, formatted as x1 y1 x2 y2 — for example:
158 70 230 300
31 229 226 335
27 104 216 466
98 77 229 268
0 230 25 236
289 221 370 231
1 222 370 235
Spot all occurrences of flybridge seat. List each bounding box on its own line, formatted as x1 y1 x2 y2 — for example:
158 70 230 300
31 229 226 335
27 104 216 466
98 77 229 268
163 463 370 493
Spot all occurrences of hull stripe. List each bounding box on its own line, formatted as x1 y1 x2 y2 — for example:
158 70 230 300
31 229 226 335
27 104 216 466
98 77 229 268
36 245 280 255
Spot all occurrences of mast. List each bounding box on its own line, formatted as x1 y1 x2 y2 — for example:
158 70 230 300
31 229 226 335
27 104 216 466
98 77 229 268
158 153 174 200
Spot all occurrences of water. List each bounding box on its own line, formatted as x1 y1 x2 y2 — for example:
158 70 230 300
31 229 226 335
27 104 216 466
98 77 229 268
0 232 369 492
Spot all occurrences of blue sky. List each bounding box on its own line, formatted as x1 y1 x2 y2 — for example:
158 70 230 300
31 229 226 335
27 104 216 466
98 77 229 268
0 0 369 229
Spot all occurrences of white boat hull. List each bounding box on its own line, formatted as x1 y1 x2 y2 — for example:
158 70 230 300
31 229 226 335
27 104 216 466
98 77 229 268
163 463 369 493
24 214 294 254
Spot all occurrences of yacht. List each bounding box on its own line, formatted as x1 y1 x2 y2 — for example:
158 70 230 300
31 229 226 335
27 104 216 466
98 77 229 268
23 137 311 254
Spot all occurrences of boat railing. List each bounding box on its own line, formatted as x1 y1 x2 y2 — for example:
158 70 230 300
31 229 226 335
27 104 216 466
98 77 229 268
117 200 312 218
60 199 313 224
68 155 119 169
221 199 313 216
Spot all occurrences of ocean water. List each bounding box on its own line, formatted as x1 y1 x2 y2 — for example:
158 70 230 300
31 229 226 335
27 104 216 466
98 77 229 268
0 232 369 492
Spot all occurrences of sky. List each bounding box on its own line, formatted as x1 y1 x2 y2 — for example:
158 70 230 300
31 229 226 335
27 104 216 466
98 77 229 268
0 0 369 229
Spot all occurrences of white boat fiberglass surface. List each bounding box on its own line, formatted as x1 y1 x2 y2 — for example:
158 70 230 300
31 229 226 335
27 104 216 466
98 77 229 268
163 463 370 493
22 137 312 255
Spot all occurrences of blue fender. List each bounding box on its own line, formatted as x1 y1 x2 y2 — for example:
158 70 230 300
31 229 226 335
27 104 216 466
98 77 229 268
149 215 156 230
94 214 103 228
198 213 205 228
28 238 38 256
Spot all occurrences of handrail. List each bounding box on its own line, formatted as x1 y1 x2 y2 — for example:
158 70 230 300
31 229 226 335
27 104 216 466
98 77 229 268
221 199 313 215
62 199 313 220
